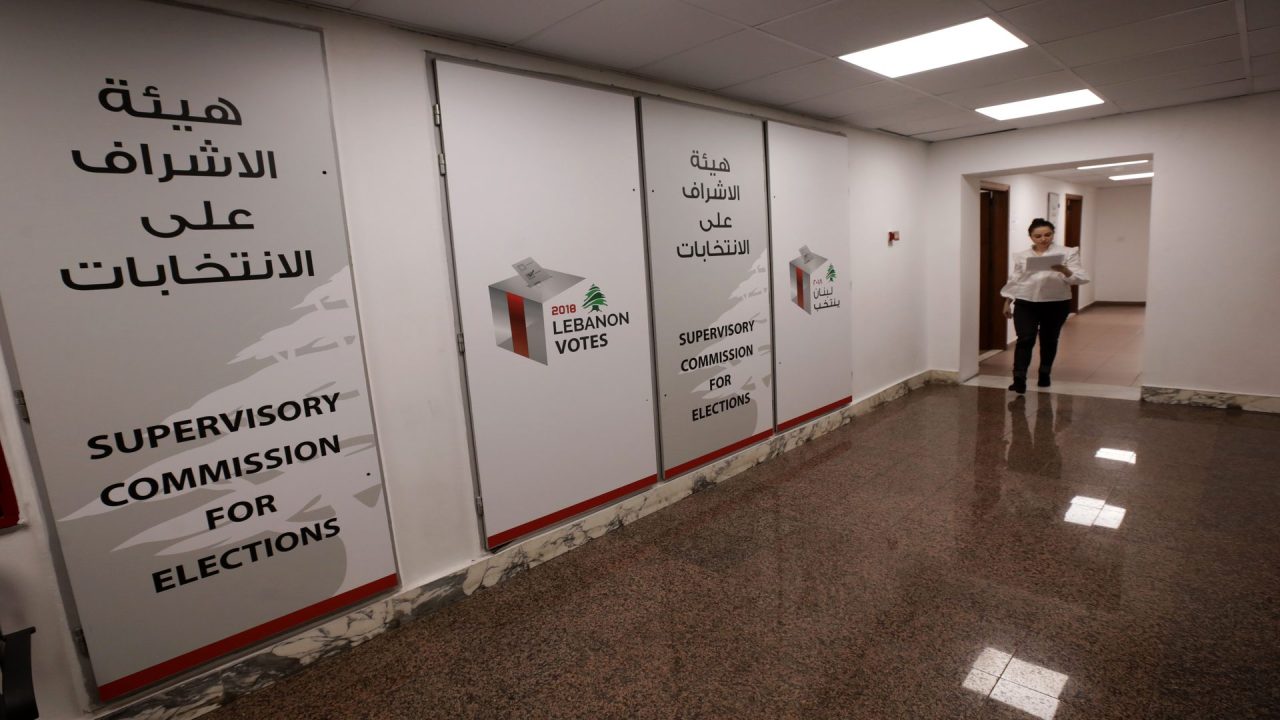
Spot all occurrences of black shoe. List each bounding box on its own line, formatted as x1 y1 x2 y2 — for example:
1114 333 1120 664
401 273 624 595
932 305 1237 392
1037 373 1051 388
1008 378 1027 394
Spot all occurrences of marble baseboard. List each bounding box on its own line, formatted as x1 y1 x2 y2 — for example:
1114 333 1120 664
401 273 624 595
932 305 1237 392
1142 385 1280 414
102 369 950 720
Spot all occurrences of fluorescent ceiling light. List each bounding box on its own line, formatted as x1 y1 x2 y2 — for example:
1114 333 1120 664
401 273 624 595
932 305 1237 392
977 89 1104 121
839 18 1026 78
1110 172 1155 181
1077 160 1148 170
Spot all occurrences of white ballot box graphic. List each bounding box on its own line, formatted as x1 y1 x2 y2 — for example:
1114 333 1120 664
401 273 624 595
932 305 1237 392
489 268 585 364
789 249 828 314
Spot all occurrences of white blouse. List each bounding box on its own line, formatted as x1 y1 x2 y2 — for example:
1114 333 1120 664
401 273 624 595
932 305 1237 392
1000 244 1090 303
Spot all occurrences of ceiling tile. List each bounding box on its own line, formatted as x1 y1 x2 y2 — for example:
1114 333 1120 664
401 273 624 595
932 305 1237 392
680 0 832 27
352 0 600 45
1251 26 1280 55
1097 59 1245 102
1246 0 1280 30
1252 51 1280 75
855 98 983 135
896 47 1060 95
759 0 987 57
637 29 824 90
516 0 740 69
1110 78 1249 111
785 81 929 118
1042 3 1238 67
985 0 1039 10
719 59 880 106
1073 36 1239 85
840 96 969 125
941 70 1084 109
915 122 1012 142
1254 72 1280 91
873 108 988 136
1001 0 1221 44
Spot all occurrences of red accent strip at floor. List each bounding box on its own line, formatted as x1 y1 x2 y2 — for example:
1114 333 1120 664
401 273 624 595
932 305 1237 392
487 474 658 549
778 396 853 432
97 573 400 702
665 428 774 479
506 292 528 357
0 442 19 529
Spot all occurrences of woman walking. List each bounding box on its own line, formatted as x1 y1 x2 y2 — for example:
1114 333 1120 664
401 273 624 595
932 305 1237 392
1000 218 1090 393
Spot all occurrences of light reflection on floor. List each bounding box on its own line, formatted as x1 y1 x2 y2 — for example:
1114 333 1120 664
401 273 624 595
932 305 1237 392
964 647 1069 719
1064 495 1127 528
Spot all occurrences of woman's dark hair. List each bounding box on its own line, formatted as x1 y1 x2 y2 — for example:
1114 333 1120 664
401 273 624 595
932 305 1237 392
1028 218 1055 235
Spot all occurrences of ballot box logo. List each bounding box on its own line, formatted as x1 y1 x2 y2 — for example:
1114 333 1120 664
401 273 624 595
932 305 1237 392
490 258 631 364
790 246 839 315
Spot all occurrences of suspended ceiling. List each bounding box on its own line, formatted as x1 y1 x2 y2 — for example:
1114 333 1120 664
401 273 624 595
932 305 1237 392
301 0 1279 141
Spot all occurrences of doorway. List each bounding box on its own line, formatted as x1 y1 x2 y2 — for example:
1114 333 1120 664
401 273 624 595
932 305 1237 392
965 156 1153 401
979 183 1009 353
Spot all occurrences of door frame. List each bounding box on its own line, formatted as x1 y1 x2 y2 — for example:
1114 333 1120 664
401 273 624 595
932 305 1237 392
1064 193 1083 313
979 181 1009 352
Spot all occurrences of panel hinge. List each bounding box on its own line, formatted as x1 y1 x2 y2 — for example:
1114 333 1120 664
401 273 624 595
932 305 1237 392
15 390 29 423
72 627 90 658
432 103 442 127
437 152 447 176
456 332 465 355
474 495 484 517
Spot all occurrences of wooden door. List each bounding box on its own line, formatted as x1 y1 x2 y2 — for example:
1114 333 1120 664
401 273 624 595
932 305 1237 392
979 186 1009 351
1065 194 1083 313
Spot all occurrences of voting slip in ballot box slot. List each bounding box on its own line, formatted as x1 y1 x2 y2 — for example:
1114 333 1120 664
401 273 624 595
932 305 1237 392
489 269 584 364
789 250 828 315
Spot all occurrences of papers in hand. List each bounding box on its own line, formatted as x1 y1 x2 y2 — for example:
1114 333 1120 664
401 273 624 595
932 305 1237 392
1025 253 1064 272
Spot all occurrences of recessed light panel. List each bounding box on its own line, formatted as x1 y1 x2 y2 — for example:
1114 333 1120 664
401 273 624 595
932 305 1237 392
1077 160 1149 170
839 18 1027 78
976 89 1103 121
1109 172 1155 181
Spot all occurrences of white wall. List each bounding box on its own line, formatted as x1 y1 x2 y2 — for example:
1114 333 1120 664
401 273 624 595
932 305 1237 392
0 2 930 717
1093 185 1152 302
926 91 1280 397
982 173 1097 342
849 133 930 398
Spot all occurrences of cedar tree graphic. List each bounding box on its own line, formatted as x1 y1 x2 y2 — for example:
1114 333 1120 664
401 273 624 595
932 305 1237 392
583 283 607 312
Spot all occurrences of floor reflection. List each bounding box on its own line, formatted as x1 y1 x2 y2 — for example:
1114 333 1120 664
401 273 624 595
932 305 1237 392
964 647 1069 720
1064 495 1126 528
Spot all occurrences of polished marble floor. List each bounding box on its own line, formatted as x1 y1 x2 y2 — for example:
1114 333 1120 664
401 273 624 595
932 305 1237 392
207 385 1279 720
980 305 1145 387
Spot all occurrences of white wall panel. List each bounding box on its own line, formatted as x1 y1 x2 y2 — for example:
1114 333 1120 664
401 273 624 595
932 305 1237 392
640 99 774 477
767 122 852 428
435 61 658 548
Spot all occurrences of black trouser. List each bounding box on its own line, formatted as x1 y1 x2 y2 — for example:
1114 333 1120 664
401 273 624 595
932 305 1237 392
1012 299 1071 379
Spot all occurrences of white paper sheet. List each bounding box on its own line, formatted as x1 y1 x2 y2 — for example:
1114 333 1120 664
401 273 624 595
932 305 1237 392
1025 253 1064 272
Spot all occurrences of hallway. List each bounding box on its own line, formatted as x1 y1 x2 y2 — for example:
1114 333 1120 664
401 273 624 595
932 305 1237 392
979 305 1145 388
206 386 1279 720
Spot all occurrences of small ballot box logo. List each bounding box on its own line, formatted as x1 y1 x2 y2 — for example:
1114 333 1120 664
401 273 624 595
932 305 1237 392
789 246 830 315
490 258 629 365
